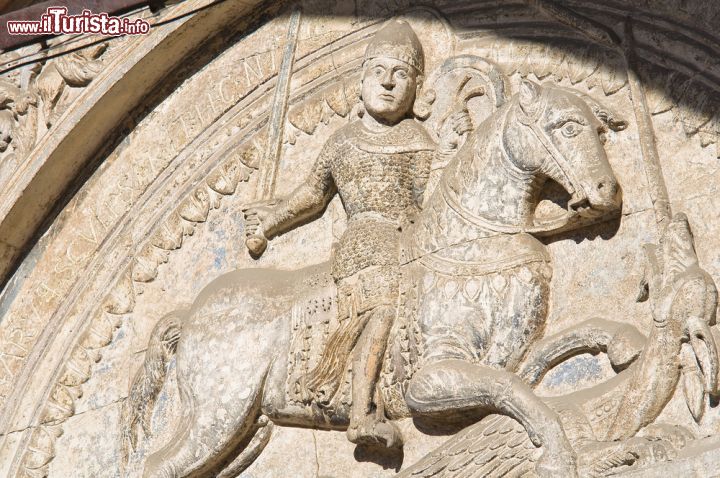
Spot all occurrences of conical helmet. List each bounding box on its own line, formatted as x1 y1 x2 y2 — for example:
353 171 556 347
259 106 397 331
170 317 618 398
364 20 424 73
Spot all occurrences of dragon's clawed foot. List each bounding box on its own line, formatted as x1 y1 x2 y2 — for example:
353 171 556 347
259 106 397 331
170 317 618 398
576 436 677 477
535 448 578 478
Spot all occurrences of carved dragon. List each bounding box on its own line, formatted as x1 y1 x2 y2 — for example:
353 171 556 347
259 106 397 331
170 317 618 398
399 212 719 477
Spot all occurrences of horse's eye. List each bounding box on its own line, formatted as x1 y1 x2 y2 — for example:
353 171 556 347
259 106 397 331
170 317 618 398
560 121 582 138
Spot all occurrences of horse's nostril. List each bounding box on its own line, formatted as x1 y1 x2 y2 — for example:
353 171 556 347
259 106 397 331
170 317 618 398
570 197 590 211
597 179 619 198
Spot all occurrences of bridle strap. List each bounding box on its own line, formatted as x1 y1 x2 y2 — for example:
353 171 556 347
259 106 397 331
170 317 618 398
439 98 584 234
440 180 570 234
527 122 580 198
440 180 526 233
515 91 584 199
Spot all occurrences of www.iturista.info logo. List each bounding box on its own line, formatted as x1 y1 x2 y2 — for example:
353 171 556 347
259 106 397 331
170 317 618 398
7 6 151 36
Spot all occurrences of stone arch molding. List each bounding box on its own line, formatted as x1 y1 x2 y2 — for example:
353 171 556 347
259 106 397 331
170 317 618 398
0 1 719 477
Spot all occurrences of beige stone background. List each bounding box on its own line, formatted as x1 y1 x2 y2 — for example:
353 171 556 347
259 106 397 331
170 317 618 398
0 0 718 476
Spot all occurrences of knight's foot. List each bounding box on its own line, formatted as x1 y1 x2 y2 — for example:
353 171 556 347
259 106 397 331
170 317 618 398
347 416 403 449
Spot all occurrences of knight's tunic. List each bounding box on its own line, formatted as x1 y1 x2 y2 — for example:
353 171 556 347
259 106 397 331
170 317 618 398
296 119 434 402
309 118 435 288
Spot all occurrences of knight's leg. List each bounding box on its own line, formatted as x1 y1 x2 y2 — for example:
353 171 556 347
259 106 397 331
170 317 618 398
406 359 577 476
347 304 403 448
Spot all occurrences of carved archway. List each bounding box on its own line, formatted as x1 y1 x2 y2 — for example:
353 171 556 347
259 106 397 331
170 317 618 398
0 1 718 476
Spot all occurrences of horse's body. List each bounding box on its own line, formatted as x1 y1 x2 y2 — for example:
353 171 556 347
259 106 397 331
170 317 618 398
122 81 622 478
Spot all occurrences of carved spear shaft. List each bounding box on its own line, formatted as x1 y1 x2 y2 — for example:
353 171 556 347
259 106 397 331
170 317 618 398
622 20 672 229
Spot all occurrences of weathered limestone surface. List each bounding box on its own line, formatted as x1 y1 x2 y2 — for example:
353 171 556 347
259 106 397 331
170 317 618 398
0 1 719 477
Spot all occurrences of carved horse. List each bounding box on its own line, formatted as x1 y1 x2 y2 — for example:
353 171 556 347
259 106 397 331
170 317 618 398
121 81 622 478
400 212 720 477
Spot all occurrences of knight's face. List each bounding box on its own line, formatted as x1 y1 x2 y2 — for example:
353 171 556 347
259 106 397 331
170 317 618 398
361 57 418 124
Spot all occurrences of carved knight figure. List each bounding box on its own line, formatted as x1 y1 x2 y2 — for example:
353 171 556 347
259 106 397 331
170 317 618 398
243 20 469 448
114 8 720 478
5 2 720 478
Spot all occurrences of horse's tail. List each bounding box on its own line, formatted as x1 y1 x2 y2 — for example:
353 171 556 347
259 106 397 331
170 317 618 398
120 309 186 471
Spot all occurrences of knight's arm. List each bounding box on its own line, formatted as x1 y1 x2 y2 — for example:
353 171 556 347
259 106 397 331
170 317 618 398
263 143 337 238
411 149 434 207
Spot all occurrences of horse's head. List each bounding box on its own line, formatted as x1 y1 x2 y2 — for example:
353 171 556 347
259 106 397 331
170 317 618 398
503 80 624 218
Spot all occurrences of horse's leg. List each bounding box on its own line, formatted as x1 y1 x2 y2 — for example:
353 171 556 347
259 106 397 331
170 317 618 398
216 418 274 478
142 360 268 478
409 264 576 477
406 359 577 477
518 317 646 386
482 263 551 372
143 306 290 478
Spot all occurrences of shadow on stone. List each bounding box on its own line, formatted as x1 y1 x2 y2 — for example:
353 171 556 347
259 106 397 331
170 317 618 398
412 411 487 436
353 443 404 471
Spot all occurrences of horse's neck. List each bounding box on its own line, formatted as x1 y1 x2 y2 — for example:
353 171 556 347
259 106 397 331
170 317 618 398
449 117 544 228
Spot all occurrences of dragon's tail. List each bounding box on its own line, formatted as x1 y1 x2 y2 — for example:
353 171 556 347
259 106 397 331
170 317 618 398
120 309 185 471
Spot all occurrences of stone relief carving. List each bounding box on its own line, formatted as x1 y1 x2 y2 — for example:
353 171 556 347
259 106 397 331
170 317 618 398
115 18 720 478
400 212 718 477
35 42 108 128
8 7 275 469
0 68 39 166
0 2 718 477
0 41 108 176
15 140 259 478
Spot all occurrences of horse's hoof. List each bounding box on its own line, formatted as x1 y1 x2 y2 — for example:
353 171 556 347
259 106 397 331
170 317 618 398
624 436 677 466
639 423 693 452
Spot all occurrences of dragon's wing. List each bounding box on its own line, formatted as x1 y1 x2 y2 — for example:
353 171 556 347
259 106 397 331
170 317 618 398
397 415 540 478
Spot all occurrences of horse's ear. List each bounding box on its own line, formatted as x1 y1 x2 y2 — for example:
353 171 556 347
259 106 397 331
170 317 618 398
559 87 628 132
519 79 541 112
